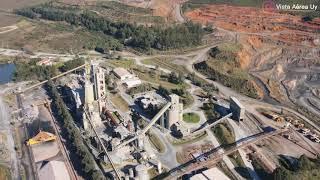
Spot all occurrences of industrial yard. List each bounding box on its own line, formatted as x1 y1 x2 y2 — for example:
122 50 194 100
0 0 319 180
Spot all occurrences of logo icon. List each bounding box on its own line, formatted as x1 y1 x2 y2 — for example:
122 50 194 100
263 0 277 12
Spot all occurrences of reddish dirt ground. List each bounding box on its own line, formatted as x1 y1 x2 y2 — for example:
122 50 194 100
185 5 320 45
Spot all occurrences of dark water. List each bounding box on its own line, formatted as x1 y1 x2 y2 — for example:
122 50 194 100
0 63 15 84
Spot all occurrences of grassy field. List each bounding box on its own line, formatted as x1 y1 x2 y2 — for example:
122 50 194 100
106 59 190 90
110 93 129 112
107 59 135 69
171 131 207 146
0 0 47 10
0 19 123 54
142 57 189 75
211 123 235 145
195 43 259 98
94 1 165 24
183 113 200 123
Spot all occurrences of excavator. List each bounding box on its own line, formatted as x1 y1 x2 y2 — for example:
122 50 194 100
27 130 56 146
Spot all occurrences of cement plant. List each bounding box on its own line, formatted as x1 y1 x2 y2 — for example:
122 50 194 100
0 0 319 180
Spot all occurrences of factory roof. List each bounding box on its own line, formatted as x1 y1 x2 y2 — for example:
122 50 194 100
113 67 132 78
124 79 142 88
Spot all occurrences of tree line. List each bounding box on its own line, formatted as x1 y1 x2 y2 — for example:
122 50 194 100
46 80 105 180
14 58 85 82
16 3 204 51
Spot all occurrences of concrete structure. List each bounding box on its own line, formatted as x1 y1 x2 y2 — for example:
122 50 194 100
38 160 71 180
92 64 106 100
114 126 130 140
85 82 94 105
123 78 142 88
135 164 149 180
157 161 162 174
167 94 183 128
83 63 104 130
229 96 245 121
138 94 165 109
113 67 134 80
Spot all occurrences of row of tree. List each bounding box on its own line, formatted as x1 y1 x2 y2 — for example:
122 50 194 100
16 3 204 51
46 80 105 180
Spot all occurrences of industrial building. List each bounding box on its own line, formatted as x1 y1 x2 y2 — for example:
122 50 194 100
157 94 183 129
137 94 165 109
92 63 106 100
124 78 142 88
113 67 134 80
229 96 245 121
83 62 106 130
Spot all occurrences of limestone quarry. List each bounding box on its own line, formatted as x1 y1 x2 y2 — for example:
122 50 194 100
185 4 320 124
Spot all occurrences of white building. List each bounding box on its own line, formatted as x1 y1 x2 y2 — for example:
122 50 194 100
124 79 142 88
113 67 134 80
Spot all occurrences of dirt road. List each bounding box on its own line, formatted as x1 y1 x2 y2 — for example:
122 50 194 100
0 93 19 179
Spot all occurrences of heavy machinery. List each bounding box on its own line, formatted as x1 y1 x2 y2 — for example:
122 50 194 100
27 130 56 146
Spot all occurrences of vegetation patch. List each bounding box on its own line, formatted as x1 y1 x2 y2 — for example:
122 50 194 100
212 122 235 145
93 1 165 24
201 103 220 123
142 57 188 75
16 3 204 52
171 131 207 145
127 83 153 95
13 57 85 82
195 43 259 98
147 131 165 153
272 155 320 180
183 113 200 123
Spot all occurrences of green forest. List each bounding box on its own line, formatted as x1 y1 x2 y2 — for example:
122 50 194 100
16 3 204 51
